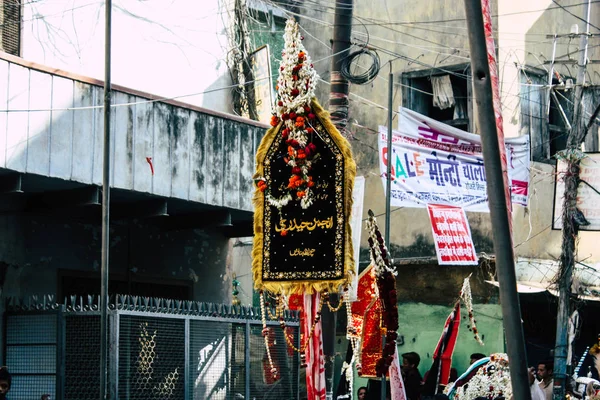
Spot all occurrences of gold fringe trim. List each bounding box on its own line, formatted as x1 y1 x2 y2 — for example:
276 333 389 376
251 98 357 295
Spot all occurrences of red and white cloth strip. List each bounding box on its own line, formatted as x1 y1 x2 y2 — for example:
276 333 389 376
304 292 326 400
481 0 513 236
390 347 408 400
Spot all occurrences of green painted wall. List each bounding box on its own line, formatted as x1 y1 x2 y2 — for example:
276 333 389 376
351 302 504 392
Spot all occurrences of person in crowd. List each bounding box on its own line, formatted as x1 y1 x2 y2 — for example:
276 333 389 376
402 352 423 400
536 359 554 400
0 367 11 400
357 386 368 400
469 353 486 365
529 366 547 400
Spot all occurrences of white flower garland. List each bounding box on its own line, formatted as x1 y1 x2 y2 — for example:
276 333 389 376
366 214 397 276
453 353 512 400
275 19 319 118
460 274 484 345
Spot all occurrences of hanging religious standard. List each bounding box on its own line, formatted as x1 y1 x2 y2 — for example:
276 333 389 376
252 19 356 296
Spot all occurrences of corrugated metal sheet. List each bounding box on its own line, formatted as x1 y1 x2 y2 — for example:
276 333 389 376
0 57 264 212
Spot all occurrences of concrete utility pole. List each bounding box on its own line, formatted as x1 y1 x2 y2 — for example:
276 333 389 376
324 0 353 398
328 0 353 139
554 1 592 398
462 0 532 399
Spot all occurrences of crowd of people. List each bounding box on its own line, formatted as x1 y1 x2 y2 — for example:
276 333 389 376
0 356 559 400
356 352 555 400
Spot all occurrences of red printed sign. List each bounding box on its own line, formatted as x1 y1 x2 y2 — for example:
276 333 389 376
427 204 478 265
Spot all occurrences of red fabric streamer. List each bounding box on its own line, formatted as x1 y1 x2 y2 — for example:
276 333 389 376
146 157 154 175
481 0 513 237
303 293 326 400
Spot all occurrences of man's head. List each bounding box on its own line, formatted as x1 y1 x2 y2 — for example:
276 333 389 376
357 386 368 400
470 353 486 365
402 352 421 369
537 360 554 382
0 367 11 400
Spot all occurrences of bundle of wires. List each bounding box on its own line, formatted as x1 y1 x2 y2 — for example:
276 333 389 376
340 48 380 85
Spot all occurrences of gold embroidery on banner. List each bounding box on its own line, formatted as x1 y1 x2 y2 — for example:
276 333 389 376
262 115 345 281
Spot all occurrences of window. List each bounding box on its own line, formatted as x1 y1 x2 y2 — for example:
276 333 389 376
401 63 473 132
519 68 579 161
0 0 22 56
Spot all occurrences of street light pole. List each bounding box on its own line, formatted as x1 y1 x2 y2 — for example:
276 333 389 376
99 0 112 398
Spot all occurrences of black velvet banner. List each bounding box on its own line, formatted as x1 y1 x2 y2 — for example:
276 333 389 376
261 116 346 283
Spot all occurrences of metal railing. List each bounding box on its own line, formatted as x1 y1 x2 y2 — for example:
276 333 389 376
5 295 300 400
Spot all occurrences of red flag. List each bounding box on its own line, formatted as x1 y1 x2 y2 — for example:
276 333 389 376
423 301 461 395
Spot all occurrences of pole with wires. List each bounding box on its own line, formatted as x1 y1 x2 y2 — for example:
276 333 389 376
323 1 354 399
554 0 592 397
328 0 354 139
462 0 531 399
99 0 112 398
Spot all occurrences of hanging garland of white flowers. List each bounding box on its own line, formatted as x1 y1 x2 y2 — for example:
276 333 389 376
258 18 321 210
460 274 484 346
453 353 512 400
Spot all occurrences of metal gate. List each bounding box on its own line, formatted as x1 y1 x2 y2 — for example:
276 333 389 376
5 295 300 400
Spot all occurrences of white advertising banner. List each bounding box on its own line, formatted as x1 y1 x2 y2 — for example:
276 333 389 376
348 176 365 301
377 108 530 212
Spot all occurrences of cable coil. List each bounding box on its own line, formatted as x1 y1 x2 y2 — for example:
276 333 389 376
340 48 380 85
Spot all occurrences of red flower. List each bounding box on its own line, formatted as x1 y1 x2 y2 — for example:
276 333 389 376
304 105 311 113
278 101 283 106
280 230 288 237
308 113 316 119
282 113 290 121
289 112 297 120
307 143 317 153
270 115 279 127
291 88 300 97
292 167 302 175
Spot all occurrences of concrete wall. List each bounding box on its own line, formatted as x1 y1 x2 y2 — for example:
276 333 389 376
0 56 265 212
0 214 231 303
19 0 234 112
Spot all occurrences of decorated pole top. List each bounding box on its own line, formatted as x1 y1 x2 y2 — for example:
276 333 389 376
252 18 356 295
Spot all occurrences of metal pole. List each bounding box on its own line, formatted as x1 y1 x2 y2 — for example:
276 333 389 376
462 1 531 400
99 0 112 398
546 36 558 119
385 68 393 248
381 68 393 400
328 0 353 138
554 1 591 397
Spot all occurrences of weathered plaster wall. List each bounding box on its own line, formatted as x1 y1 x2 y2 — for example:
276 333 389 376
297 0 600 268
0 57 264 212
296 2 501 255
0 215 231 303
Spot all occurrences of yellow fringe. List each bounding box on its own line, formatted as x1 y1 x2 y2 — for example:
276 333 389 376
251 98 357 296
